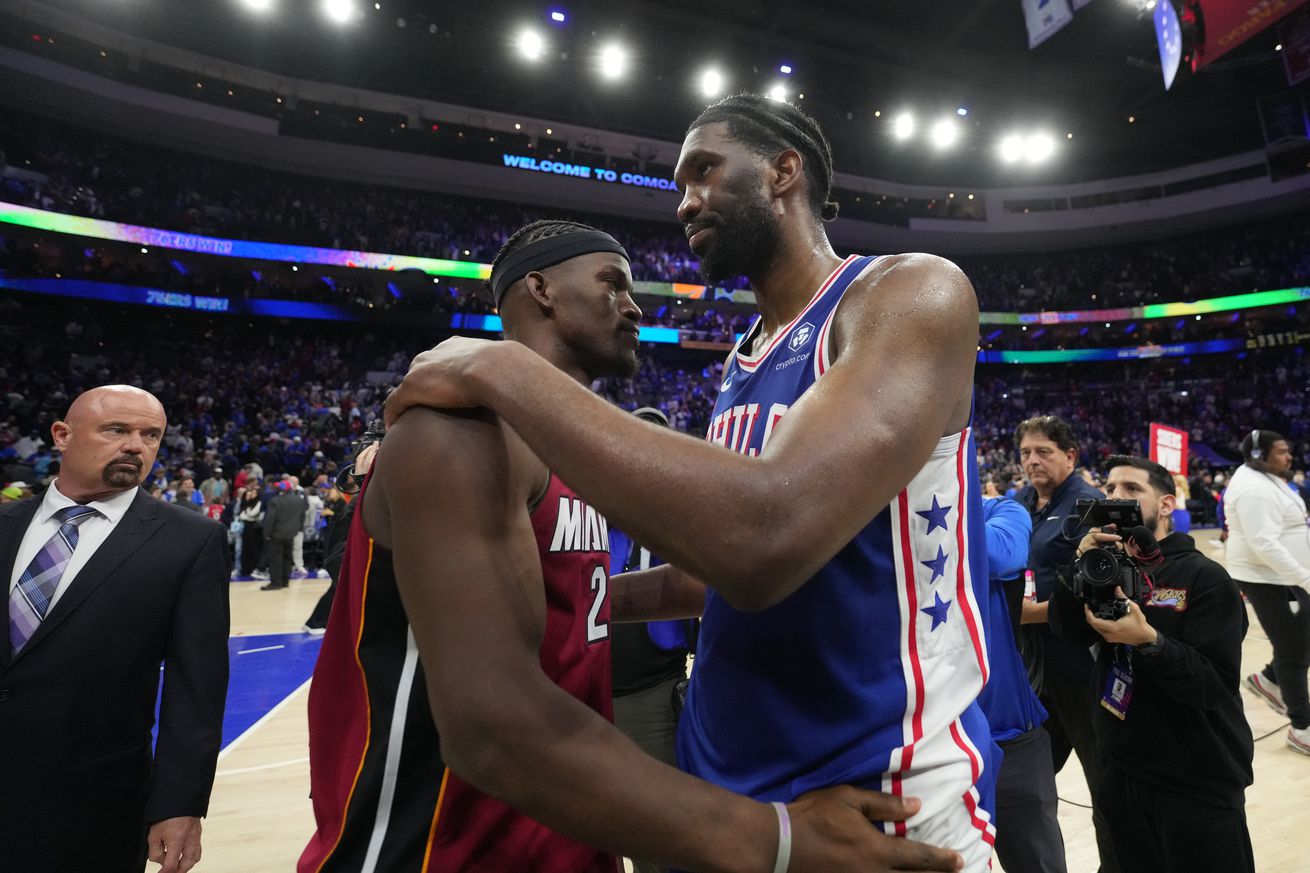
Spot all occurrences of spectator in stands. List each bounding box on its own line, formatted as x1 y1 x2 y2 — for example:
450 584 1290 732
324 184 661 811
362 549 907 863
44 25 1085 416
262 479 307 591
6 110 1307 313
235 484 265 578
175 476 205 513
1189 470 1219 526
200 467 228 506
1293 470 1310 510
12 428 44 459
4 481 34 499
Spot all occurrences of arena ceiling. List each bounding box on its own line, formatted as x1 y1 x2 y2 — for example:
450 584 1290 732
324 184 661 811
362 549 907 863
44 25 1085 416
37 0 1304 187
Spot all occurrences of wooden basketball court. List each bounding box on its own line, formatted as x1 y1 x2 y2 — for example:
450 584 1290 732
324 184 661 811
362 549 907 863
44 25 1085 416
201 533 1309 872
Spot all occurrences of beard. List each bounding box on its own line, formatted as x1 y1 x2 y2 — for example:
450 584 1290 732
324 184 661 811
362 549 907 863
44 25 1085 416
102 456 144 488
616 347 640 379
697 188 781 285
577 337 640 383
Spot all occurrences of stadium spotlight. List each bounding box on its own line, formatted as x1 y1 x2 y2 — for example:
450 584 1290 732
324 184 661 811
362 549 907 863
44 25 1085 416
239 0 275 13
956 107 968 117
767 82 788 101
998 133 1025 163
517 29 545 61
321 0 356 24
779 64 793 75
1025 132 1055 163
930 117 961 150
892 112 915 141
598 43 628 79
700 68 725 98
549 8 567 24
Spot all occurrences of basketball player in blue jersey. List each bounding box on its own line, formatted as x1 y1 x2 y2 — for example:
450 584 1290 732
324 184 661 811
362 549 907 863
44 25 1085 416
388 95 994 870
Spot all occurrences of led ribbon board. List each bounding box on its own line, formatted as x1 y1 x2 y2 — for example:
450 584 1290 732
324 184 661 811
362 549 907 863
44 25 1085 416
0 276 683 342
978 338 1246 363
3 277 1277 362
0 201 489 280
2 201 1306 325
500 154 680 191
980 287 1310 326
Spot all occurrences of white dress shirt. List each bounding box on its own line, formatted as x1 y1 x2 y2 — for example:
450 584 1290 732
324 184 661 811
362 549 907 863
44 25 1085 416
8 481 139 612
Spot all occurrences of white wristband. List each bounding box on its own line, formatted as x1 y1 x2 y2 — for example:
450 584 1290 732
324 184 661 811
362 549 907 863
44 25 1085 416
771 801 792 873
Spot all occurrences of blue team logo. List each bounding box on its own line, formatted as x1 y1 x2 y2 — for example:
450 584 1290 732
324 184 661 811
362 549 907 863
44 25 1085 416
789 322 815 352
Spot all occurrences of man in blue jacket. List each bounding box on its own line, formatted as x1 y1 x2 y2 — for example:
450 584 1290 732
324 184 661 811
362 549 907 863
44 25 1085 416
1013 415 1113 871
979 495 1067 873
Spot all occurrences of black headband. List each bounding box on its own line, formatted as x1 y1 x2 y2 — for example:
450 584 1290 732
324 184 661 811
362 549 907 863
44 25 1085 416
490 230 630 307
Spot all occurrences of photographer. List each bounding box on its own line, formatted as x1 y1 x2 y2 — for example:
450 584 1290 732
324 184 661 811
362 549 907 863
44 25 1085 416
1049 457 1254 873
301 431 381 634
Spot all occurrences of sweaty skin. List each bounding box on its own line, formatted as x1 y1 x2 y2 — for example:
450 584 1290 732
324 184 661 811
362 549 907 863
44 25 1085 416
386 121 978 614
386 249 978 612
368 250 964 872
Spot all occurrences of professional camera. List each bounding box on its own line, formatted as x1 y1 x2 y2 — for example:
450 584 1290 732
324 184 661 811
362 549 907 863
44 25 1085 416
1072 545 1148 620
335 419 385 493
1068 499 1160 620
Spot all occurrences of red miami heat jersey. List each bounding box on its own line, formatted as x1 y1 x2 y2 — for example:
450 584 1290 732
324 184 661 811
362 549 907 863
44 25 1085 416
299 473 618 873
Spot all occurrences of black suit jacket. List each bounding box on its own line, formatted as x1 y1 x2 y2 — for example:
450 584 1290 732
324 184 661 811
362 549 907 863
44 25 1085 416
0 490 231 873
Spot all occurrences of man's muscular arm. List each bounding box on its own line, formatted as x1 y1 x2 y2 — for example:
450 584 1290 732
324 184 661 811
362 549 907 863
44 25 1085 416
387 254 978 611
374 408 961 873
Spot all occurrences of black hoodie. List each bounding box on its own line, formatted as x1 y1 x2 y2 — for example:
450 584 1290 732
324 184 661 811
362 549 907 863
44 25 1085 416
1049 532 1254 808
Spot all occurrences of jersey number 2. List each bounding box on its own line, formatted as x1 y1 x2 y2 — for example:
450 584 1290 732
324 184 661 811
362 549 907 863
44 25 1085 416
587 565 609 643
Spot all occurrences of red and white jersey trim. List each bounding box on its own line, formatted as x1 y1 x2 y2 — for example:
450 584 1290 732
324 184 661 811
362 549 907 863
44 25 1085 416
883 427 993 871
734 255 859 373
812 256 883 380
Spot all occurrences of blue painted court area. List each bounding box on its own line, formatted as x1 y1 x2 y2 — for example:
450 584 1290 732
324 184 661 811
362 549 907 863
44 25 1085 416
221 633 323 749
154 632 322 752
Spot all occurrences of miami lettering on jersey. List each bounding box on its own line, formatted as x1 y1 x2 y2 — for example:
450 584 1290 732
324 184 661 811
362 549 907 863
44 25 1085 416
548 495 610 553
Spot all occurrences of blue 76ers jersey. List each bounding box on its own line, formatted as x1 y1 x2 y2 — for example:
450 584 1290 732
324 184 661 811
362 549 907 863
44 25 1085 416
677 255 998 865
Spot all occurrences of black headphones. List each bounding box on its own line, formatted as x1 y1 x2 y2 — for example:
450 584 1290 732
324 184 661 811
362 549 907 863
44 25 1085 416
1249 429 1263 460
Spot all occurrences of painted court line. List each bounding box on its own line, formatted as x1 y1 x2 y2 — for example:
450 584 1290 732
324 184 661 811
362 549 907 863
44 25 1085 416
217 678 312 762
238 644 286 655
216 756 311 778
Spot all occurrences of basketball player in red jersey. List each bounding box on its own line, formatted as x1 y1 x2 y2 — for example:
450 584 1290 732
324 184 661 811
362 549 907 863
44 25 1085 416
301 220 963 873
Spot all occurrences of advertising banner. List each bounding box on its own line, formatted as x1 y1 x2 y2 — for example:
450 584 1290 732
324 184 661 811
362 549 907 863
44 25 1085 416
1150 423 1191 475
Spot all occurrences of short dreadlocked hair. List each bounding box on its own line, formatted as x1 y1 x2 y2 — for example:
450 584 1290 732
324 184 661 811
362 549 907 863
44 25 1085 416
485 219 602 305
689 94 840 222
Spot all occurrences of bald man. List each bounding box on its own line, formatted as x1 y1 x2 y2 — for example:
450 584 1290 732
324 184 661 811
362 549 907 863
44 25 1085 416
0 386 230 873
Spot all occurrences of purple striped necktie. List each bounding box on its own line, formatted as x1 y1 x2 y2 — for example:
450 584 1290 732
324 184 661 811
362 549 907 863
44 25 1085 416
8 504 101 654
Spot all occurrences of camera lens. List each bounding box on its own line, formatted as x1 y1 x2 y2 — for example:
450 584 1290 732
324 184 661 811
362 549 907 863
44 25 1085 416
1077 548 1119 585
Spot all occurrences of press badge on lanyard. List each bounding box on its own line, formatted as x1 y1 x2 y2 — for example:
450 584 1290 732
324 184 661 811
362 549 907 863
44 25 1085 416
1100 648 1134 720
